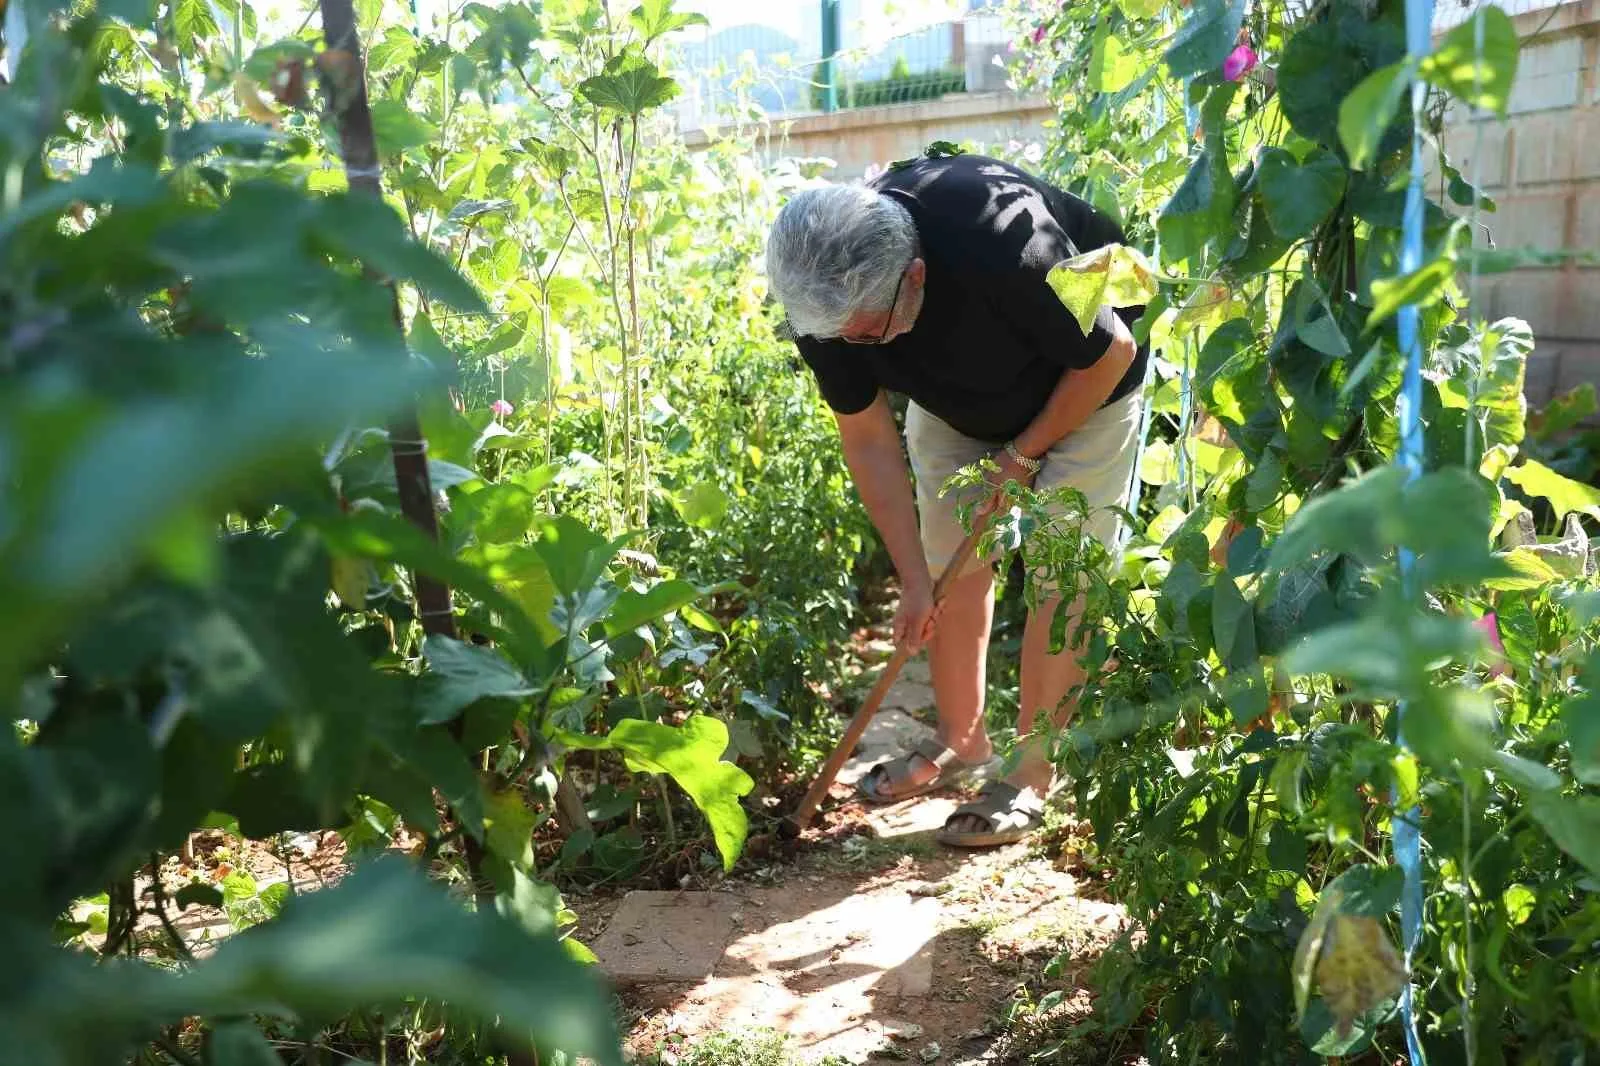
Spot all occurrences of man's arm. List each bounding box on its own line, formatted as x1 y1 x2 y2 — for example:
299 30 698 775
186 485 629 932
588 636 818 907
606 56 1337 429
1010 312 1138 460
833 392 929 591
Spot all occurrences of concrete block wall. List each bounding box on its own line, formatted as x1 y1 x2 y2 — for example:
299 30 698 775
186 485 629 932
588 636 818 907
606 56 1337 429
1443 0 1600 408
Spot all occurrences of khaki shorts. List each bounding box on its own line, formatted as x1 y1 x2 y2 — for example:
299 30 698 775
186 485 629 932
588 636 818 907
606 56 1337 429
906 391 1143 588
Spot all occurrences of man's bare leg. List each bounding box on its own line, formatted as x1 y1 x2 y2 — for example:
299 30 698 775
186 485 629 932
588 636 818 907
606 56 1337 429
943 592 1086 832
868 565 995 799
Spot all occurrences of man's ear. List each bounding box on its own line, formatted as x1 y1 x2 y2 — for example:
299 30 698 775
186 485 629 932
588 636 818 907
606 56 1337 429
907 257 927 288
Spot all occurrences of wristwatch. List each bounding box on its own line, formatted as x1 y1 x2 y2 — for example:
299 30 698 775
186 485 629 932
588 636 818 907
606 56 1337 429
1004 441 1042 475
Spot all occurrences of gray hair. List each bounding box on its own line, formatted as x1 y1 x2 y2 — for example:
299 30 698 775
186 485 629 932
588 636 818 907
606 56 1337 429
766 184 918 339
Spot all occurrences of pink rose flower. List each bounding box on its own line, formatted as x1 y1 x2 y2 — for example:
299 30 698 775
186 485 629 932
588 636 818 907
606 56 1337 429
1474 612 1510 678
1223 44 1257 81
491 399 513 418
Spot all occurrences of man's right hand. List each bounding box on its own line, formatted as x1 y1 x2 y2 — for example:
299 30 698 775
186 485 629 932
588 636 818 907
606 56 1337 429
893 579 944 653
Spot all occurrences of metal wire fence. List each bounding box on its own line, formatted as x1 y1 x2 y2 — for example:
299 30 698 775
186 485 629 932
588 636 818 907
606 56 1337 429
666 1 1015 132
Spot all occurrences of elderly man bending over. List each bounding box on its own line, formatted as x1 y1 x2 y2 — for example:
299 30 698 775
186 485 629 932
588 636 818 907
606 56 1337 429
765 152 1146 847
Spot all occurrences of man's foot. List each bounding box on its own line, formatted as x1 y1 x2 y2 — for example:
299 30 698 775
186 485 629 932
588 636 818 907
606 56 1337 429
937 781 1047 848
859 735 995 803
940 755 1052 839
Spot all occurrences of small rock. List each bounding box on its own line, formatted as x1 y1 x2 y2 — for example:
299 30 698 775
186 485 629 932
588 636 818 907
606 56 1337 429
884 1022 924 1042
919 1043 943 1063
906 879 950 897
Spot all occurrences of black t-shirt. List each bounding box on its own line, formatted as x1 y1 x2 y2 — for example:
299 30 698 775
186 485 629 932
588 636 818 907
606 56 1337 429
793 153 1148 444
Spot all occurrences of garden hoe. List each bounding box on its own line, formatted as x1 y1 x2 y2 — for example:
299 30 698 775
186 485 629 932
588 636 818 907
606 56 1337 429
783 523 988 837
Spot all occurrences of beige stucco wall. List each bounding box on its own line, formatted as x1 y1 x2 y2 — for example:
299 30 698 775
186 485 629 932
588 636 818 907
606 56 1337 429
1443 0 1600 405
682 92 1054 181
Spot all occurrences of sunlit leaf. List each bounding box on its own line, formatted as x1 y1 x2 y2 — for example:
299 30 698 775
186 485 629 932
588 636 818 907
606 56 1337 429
578 53 679 115
1046 244 1161 335
1420 5 1519 115
1337 61 1413 170
1504 460 1600 523
629 0 708 42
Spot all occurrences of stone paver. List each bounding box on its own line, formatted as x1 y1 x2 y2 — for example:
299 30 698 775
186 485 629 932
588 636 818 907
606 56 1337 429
637 884 941 1062
592 890 743 983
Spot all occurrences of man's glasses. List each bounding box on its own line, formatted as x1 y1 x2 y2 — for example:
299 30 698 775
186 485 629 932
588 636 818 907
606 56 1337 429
839 267 905 345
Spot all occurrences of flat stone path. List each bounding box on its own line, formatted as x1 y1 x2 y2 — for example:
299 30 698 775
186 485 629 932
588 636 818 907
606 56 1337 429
589 657 1128 1065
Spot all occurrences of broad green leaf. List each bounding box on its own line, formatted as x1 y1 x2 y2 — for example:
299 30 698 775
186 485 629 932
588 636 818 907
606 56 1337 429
578 53 679 115
604 579 701 637
484 788 538 868
1090 31 1140 94
1211 576 1257 674
1504 460 1600 523
1565 692 1600 787
418 636 534 725
1366 252 1456 330
1534 382 1597 441
573 717 754 870
208 1022 281 1065
1116 0 1165 17
1528 794 1600 879
1485 547 1562 591
1402 685 1497 769
675 481 729 530
1046 244 1161 335
629 0 708 42
1337 61 1413 170
1282 614 1480 698
185 862 617 1058
370 100 438 155
1165 0 1246 77
1258 148 1348 241
1420 6 1519 115
534 516 619 600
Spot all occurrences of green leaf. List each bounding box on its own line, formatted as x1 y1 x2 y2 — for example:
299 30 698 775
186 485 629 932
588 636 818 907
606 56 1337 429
1159 151 1222 266
1528 794 1600 879
1402 686 1497 769
629 0 708 42
1165 0 1247 78
1338 61 1413 171
370 99 438 155
1090 31 1140 94
484 788 538 869
604 579 701 638
577 717 754 870
1211 576 1258 673
534 516 619 600
1258 148 1348 241
323 193 488 313
1565 693 1600 787
177 862 615 1058
418 636 534 725
578 53 679 115
1116 0 1164 17
1046 244 1161 335
1366 251 1456 331
1420 6 1519 115
1504 460 1600 523
674 481 729 530
1282 614 1480 698
208 1022 282 1066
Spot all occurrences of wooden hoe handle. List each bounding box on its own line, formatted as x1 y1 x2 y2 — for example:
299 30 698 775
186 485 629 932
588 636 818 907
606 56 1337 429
787 523 988 832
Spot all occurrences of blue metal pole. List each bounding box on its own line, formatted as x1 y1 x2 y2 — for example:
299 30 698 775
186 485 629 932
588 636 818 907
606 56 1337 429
1394 0 1435 1060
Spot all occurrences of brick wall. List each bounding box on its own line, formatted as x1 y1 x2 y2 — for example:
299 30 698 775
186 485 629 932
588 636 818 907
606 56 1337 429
1440 0 1600 406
